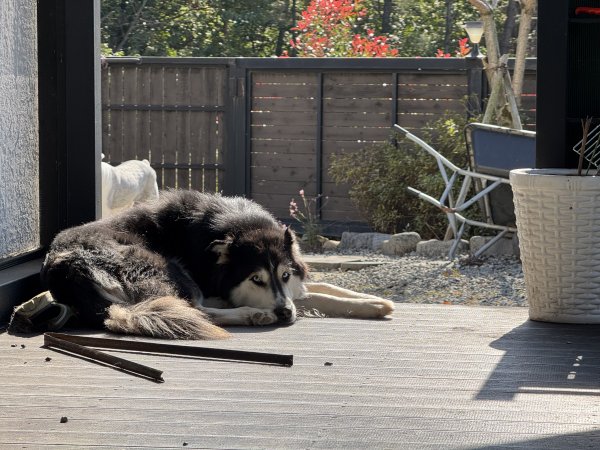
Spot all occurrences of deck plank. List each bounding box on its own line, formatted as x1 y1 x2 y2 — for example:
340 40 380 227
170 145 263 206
2 304 600 449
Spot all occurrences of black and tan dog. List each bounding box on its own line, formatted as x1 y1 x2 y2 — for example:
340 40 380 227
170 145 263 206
41 191 394 339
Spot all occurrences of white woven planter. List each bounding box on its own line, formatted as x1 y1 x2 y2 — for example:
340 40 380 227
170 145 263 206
510 168 600 323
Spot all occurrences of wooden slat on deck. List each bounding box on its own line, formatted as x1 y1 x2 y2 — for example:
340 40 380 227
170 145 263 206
2 304 600 449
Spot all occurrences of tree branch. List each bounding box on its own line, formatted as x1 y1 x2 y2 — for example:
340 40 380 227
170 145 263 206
512 0 536 107
115 0 150 53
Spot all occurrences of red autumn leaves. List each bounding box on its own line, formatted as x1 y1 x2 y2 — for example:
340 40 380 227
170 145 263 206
287 0 398 57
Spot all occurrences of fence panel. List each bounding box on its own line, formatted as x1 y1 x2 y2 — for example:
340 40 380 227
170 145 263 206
250 72 320 219
102 57 537 234
321 72 395 223
101 61 228 193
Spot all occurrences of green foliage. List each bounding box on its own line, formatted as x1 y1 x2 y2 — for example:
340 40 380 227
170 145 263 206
329 109 480 239
100 0 512 58
101 0 293 57
391 0 506 57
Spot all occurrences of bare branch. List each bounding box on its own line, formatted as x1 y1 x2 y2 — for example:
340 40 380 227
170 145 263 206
115 0 150 53
512 0 537 107
468 0 494 14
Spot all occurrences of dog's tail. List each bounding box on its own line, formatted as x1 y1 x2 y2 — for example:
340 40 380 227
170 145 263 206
104 296 230 340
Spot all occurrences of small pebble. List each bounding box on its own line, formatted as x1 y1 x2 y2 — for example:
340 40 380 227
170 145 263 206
183 443 188 447
60 417 68 423
20 344 25 349
10 344 16 348
45 357 52 362
324 361 333 366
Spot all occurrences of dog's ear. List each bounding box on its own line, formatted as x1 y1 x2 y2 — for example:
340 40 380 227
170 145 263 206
284 226 309 280
207 238 231 264
283 226 295 251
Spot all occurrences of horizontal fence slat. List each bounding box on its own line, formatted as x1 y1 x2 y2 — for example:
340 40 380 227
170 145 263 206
322 126 391 142
252 111 317 126
324 84 394 99
324 97 392 112
397 85 467 99
252 83 317 98
252 180 317 196
251 194 364 222
251 139 316 154
251 125 316 140
325 73 393 84
397 99 467 113
252 152 316 168
397 73 467 85
324 112 392 126
252 166 315 182
252 72 320 84
252 97 317 112
322 140 378 153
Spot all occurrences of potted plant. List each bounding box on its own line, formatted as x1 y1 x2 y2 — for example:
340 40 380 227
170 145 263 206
510 119 600 323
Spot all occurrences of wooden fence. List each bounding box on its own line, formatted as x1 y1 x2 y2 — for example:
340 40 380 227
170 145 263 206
101 60 228 192
102 57 537 233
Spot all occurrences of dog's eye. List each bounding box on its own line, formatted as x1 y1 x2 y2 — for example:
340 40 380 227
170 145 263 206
251 275 264 286
282 272 290 282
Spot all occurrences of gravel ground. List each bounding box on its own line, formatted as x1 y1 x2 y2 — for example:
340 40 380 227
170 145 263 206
306 252 527 307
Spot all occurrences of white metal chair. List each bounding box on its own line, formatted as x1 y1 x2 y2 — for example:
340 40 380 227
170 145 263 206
393 123 535 259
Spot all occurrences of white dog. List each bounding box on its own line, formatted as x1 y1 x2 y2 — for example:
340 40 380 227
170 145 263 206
101 158 159 218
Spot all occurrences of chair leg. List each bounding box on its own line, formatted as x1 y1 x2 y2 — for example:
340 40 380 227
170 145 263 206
449 221 467 259
472 230 509 258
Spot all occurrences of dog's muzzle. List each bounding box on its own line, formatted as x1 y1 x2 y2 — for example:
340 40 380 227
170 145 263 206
275 305 296 324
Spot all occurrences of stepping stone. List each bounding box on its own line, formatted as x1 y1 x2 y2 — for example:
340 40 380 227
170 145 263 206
303 255 387 271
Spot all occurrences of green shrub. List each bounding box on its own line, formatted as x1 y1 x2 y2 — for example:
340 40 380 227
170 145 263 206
329 111 481 239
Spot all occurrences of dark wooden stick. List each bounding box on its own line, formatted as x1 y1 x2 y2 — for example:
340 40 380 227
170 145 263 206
45 332 294 367
44 333 164 382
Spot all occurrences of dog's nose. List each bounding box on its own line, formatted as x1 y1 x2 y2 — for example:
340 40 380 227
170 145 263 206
275 306 295 323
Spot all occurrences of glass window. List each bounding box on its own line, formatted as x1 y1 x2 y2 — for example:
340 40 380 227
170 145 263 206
0 0 39 260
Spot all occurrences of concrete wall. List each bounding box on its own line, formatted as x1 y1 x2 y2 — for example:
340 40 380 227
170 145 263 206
0 0 39 258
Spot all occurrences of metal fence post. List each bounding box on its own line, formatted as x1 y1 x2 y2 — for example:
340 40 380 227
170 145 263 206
466 57 485 118
316 72 324 219
223 60 249 196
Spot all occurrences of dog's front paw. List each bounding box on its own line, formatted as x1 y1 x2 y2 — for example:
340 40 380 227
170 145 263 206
351 298 395 318
250 310 278 326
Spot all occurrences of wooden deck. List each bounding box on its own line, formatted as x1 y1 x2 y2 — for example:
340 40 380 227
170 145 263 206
2 304 600 449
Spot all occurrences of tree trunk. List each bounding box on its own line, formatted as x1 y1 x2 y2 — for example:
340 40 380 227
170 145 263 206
381 0 393 34
444 0 454 54
512 0 537 107
469 0 500 83
482 55 506 125
275 0 291 56
470 0 524 128
503 65 523 129
500 0 518 55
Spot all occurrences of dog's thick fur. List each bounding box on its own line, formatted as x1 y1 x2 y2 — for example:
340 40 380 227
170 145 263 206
42 191 394 340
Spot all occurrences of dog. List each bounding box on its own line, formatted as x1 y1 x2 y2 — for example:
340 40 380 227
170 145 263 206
101 158 159 218
41 191 394 340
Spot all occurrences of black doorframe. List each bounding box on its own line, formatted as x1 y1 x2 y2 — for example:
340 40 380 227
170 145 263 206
0 0 101 324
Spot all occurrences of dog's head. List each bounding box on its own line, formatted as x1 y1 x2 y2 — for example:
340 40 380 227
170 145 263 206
209 226 308 324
